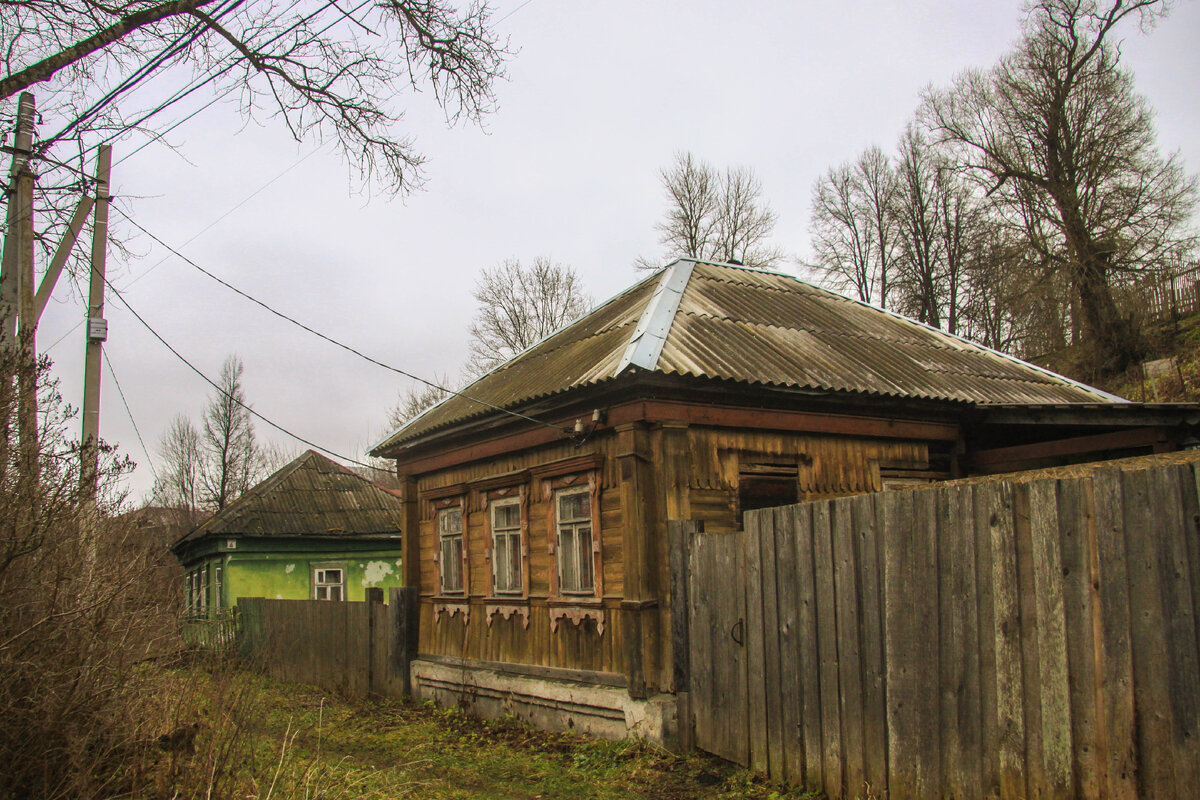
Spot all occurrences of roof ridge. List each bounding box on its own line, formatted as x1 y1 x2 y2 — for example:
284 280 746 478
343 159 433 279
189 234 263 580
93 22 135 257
615 260 694 374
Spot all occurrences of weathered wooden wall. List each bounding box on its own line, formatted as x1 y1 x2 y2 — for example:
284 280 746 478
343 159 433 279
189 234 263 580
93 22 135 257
238 594 407 698
688 452 1200 800
410 423 935 696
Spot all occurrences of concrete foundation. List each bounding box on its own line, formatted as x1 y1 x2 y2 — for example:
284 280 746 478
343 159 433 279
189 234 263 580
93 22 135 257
411 658 677 744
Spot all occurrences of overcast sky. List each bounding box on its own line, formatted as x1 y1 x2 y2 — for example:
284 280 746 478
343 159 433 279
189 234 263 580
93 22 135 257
32 0 1200 502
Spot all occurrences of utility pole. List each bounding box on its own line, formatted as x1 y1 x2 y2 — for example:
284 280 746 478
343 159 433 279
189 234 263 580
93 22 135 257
1 93 34 344
80 145 111 502
0 93 37 478
0 95 35 474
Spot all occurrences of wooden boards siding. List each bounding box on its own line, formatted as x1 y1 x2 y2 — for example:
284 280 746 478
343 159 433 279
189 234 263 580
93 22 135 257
686 452 1200 800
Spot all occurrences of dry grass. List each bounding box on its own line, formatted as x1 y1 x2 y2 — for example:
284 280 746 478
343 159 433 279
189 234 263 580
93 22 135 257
118 661 820 800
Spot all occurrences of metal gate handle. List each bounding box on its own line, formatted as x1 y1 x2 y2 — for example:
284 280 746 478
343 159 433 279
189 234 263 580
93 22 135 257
730 618 744 646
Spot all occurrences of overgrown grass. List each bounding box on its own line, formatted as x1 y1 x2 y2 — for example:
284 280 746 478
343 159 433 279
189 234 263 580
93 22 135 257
1102 312 1200 402
130 660 819 800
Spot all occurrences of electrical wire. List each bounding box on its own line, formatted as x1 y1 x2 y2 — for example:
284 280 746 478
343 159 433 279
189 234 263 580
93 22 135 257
110 206 572 435
122 143 326 289
100 271 377 468
76 0 370 169
495 0 537 24
103 349 159 482
38 142 327 350
39 0 247 151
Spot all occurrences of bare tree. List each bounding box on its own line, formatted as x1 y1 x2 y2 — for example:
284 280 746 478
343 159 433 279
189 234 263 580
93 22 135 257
388 375 451 429
923 0 1197 374
810 146 898 306
150 413 201 512
892 126 946 328
467 257 589 375
0 0 510 289
198 354 258 511
643 151 784 269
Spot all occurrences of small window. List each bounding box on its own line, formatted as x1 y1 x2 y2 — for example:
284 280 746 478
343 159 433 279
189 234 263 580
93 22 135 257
438 506 465 595
738 463 799 513
491 498 523 595
213 565 224 608
556 488 594 595
313 567 344 601
186 567 208 616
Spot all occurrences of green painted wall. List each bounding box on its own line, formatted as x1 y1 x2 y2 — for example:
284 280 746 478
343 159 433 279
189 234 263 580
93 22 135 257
177 536 405 610
223 550 404 605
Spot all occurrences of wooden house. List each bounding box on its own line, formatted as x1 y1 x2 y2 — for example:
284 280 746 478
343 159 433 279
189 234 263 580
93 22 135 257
172 450 406 614
370 259 1199 743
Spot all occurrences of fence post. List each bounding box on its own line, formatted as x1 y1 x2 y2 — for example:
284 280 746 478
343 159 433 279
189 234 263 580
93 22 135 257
389 586 419 698
365 588 383 694
669 519 698 752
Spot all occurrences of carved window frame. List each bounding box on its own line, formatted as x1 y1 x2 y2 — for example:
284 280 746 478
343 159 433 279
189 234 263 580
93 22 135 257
542 471 603 601
485 487 528 598
433 498 467 597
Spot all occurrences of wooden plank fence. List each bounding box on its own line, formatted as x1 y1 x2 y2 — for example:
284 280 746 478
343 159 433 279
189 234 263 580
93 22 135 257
237 587 419 699
680 452 1200 800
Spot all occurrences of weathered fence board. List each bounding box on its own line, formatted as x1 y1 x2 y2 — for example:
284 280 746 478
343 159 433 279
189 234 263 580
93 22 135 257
237 593 413 700
687 452 1200 800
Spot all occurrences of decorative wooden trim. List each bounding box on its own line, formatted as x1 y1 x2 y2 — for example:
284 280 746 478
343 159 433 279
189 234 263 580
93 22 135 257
550 605 605 635
433 501 468 598
433 601 469 624
421 482 467 501
468 469 531 492
485 604 530 628
545 474 603 601
530 453 604 480
483 488 529 599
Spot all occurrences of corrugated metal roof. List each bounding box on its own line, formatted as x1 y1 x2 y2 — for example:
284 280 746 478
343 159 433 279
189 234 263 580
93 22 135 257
175 450 404 545
373 259 1119 453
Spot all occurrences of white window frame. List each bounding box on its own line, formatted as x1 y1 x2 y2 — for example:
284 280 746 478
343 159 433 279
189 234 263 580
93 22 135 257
312 565 345 601
187 567 208 616
555 487 595 596
438 506 465 595
489 497 523 596
213 564 224 608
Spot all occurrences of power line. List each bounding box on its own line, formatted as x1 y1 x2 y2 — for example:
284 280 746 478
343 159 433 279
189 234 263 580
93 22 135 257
100 271 377 468
122 142 326 289
110 206 572 436
103 350 158 482
494 0 537 23
78 0 368 169
39 0 247 151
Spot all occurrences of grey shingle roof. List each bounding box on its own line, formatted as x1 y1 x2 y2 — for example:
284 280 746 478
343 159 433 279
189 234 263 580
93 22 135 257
373 259 1120 453
175 450 404 544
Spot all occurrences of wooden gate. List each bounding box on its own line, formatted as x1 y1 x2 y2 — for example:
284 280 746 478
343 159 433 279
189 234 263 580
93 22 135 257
682 527 748 765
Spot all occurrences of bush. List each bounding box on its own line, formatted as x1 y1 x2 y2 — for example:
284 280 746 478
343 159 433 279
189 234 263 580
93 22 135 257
0 341 180 799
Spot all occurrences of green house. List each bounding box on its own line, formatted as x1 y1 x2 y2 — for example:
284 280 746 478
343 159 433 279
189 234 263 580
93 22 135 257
171 450 406 615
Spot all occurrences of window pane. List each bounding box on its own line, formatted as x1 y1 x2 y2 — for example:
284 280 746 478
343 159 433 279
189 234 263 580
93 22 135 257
558 491 589 522
576 526 594 591
493 502 520 530
494 532 522 593
440 507 462 534
441 535 463 593
505 533 522 590
559 529 578 592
